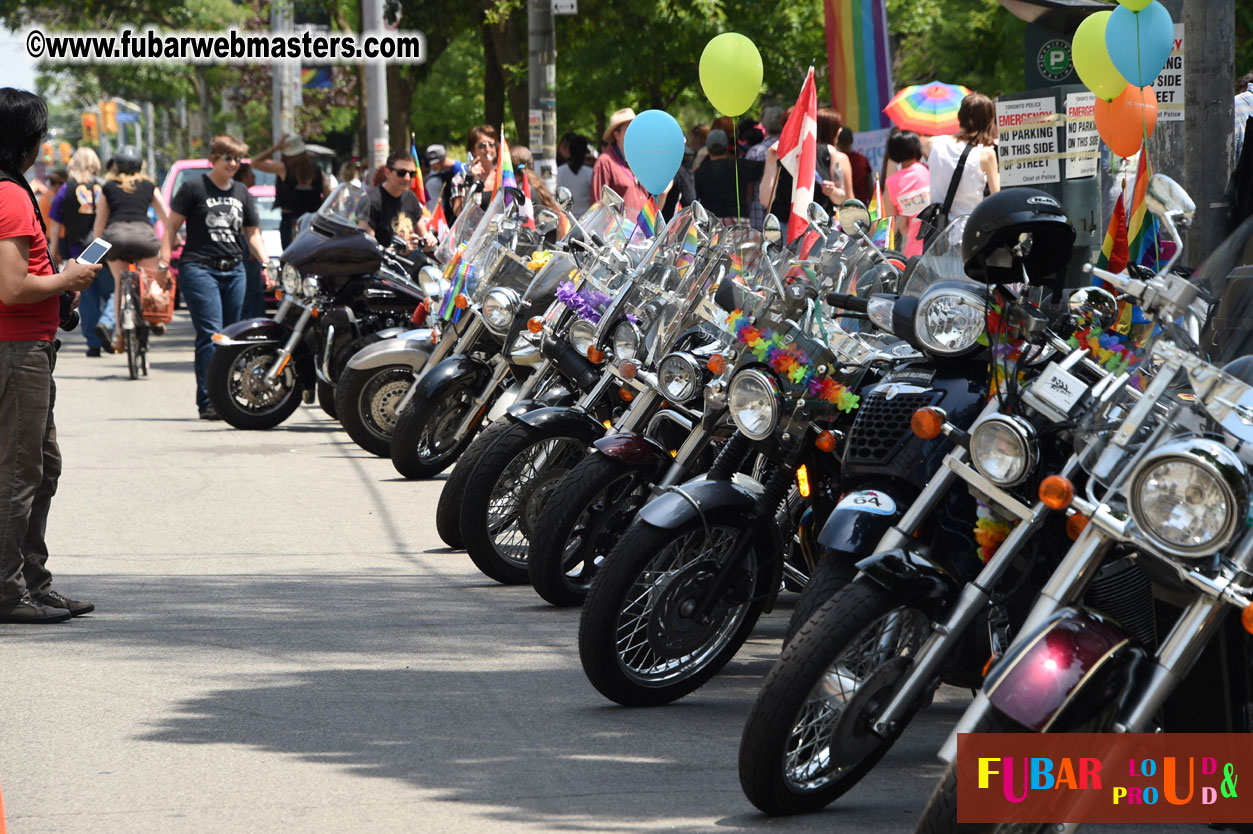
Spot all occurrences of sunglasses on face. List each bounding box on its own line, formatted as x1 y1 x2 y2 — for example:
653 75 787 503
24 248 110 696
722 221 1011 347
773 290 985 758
218 155 239 164
477 141 496 150
389 168 416 178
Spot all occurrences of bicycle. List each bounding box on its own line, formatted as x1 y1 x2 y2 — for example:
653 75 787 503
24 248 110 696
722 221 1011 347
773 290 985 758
118 262 176 380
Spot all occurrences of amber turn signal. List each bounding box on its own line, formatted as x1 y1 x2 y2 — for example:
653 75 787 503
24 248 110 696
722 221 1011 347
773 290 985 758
982 652 1002 680
454 293 469 309
1039 475 1075 510
707 353 727 374
587 345 605 363
1065 513 1089 541
527 316 544 334
620 360 638 379
815 430 837 453
275 289 283 300
911 407 945 440
796 464 811 498
1242 603 1253 635
618 387 635 402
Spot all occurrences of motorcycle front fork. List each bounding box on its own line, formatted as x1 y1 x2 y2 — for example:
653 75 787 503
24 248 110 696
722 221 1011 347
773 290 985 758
392 316 483 415
265 307 312 381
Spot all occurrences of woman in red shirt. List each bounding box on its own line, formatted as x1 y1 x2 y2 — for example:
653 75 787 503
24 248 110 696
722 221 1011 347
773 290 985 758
0 88 101 624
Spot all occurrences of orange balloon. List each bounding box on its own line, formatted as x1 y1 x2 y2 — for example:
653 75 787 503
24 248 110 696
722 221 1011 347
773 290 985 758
1094 84 1158 157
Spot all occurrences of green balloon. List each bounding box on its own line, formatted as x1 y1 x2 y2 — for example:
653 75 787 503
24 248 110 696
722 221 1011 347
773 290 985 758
1119 0 1153 10
699 32 763 117
1073 11 1128 101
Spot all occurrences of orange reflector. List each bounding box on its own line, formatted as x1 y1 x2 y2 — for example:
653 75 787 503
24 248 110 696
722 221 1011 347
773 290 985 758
587 345 605 363
602 420 613 429
1040 475 1075 510
1066 513 1089 541
275 289 283 300
620 360 638 379
670 449 678 457
707 353 727 374
527 316 544 334
911 407 945 439
275 354 291 375
982 653 1001 679
454 293 468 309
310 307 319 318
1243 604 1253 635
796 464 811 498
619 388 634 402
815 430 836 453
211 332 225 343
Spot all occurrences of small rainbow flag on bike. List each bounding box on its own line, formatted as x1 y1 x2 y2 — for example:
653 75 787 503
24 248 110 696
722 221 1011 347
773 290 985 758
676 222 700 276
436 246 474 321
635 196 659 239
493 132 518 204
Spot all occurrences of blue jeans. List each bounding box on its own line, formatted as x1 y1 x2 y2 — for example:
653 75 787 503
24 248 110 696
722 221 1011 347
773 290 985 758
180 261 246 412
241 257 266 320
78 260 116 350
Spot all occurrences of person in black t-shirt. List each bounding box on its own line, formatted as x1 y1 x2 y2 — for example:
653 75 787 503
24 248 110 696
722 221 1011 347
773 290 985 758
357 149 436 255
693 129 763 220
159 134 269 419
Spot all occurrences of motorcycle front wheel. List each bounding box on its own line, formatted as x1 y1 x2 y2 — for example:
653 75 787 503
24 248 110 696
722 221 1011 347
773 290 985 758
336 364 414 457
527 454 652 606
459 421 591 585
435 417 515 549
389 383 480 480
207 342 303 429
739 580 930 815
578 508 767 707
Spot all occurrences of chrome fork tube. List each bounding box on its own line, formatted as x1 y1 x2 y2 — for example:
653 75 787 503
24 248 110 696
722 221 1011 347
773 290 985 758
657 425 713 490
452 355 511 438
572 370 615 411
265 307 312 380
393 317 482 415
513 358 552 402
614 389 660 433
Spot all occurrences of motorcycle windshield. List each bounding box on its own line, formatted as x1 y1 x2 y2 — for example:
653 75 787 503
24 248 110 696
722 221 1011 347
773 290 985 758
318 183 369 229
571 200 644 261
460 191 545 304
900 219 975 298
1188 216 1253 360
433 198 485 265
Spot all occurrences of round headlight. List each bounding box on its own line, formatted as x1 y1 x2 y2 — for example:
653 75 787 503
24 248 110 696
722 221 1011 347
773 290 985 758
300 274 320 298
969 414 1037 487
1129 437 1249 558
728 369 779 440
280 262 301 295
482 288 519 335
569 319 597 357
658 352 701 402
613 320 641 361
914 283 985 356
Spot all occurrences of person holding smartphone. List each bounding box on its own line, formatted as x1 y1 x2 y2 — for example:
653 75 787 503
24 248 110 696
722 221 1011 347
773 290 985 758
0 88 102 624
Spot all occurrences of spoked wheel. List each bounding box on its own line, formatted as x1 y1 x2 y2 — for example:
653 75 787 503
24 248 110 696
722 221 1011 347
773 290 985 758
435 418 515 549
579 508 767 706
738 581 931 815
459 422 591 585
389 383 480 479
336 364 415 457
207 342 303 429
528 454 652 606
122 292 142 380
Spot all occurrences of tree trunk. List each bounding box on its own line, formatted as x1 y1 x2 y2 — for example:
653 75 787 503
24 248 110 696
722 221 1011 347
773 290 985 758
387 65 421 152
195 66 212 150
483 5 529 144
482 22 505 129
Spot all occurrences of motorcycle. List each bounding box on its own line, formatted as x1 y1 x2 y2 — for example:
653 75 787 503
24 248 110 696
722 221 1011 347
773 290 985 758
916 177 1253 834
206 183 427 429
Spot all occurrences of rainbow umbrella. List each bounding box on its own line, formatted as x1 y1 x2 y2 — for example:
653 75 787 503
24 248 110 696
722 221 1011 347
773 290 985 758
883 81 972 136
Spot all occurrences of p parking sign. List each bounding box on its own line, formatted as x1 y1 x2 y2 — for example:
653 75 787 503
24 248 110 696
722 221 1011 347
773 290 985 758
1037 39 1072 82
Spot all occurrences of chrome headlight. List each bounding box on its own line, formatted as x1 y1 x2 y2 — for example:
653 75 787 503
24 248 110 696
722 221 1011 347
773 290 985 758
728 369 779 440
613 320 641 361
969 414 1037 487
1129 437 1249 558
482 287 520 335
866 296 895 333
280 262 301 295
914 282 985 356
658 352 701 402
569 319 597 357
300 274 320 299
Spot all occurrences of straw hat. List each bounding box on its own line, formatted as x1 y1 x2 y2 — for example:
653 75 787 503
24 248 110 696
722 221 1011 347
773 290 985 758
602 108 636 144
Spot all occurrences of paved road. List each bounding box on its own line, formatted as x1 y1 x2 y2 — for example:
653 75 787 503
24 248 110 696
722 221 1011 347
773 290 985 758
2 316 1191 833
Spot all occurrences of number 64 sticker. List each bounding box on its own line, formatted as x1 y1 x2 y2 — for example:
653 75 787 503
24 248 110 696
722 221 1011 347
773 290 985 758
835 489 897 515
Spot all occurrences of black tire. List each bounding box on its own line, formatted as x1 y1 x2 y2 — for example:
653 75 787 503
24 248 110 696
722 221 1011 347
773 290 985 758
207 342 303 429
388 383 481 480
125 324 140 379
335 364 414 457
317 380 337 420
435 417 515 549
784 555 858 644
578 508 768 706
459 421 592 585
528 454 652 607
738 580 931 815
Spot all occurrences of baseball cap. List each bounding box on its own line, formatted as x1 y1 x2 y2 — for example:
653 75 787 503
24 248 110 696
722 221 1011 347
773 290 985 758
705 129 729 153
426 144 447 164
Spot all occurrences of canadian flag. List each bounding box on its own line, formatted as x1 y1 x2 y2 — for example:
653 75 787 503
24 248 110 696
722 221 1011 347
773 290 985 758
776 67 817 243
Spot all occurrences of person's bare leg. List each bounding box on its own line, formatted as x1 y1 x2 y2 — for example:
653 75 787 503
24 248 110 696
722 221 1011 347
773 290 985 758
108 260 124 352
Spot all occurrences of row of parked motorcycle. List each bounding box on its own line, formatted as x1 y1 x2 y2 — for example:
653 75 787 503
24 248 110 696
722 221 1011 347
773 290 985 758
203 173 1253 833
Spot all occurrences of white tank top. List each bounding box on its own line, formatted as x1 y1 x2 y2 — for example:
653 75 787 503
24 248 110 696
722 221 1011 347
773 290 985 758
928 134 988 218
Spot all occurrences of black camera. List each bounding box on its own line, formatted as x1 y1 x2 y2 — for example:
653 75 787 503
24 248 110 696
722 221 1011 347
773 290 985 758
58 291 79 331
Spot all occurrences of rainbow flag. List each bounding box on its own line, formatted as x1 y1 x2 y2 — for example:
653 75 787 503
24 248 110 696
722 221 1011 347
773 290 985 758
635 196 659 239
409 135 430 219
493 131 518 203
1096 192 1129 274
436 249 473 321
824 0 894 131
1127 150 1161 270
676 222 700 277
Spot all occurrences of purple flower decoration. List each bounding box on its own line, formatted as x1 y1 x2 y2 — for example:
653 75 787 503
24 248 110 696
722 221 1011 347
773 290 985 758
557 281 613 323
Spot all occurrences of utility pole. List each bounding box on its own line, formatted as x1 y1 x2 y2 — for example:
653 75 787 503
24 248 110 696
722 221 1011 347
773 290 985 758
144 101 156 175
1183 0 1233 255
528 0 558 191
363 0 389 171
272 0 295 147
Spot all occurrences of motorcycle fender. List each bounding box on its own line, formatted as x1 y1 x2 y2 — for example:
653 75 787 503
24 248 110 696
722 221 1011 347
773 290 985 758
592 432 673 471
854 548 960 609
983 607 1143 733
505 384 579 418
412 354 491 403
485 382 525 424
507 406 605 444
212 317 292 346
636 475 763 529
345 332 434 373
817 488 908 557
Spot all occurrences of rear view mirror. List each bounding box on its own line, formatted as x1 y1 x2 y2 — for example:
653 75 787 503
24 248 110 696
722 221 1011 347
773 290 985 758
838 199 870 232
1146 174 1195 229
762 214 782 244
807 201 830 226
1068 286 1118 330
599 185 625 211
555 186 573 212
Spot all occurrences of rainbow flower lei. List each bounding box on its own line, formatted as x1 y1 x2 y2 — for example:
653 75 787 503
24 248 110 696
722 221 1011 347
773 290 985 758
974 499 1014 563
1067 323 1147 388
726 310 860 412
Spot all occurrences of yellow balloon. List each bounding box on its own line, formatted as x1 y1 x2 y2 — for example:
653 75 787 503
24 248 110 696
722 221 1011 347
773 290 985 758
1073 11 1129 101
1118 0 1153 10
699 33 763 117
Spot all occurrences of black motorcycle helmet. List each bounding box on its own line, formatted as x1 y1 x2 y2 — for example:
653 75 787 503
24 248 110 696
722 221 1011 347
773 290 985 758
114 145 143 175
962 188 1075 285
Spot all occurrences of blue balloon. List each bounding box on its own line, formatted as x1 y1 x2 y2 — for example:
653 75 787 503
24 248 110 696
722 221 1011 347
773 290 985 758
1105 0 1174 88
623 110 685 196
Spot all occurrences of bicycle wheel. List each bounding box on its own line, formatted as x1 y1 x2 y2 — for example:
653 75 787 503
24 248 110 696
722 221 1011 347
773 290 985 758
123 291 141 380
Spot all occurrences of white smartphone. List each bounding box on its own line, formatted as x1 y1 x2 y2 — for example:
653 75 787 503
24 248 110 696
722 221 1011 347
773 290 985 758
76 237 112 265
